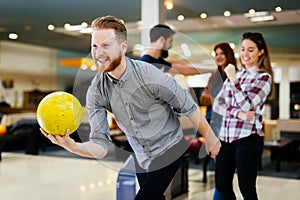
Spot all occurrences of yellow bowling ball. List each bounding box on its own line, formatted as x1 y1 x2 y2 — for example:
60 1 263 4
37 91 83 135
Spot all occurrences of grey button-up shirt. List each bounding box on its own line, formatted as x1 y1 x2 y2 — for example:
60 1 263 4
86 57 197 169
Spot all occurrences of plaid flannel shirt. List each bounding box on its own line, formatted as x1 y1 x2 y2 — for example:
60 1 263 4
213 66 272 143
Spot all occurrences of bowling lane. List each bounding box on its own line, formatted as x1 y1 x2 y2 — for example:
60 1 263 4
1 152 300 200
0 153 122 200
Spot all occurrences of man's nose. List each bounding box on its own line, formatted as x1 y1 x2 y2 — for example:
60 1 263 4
94 47 105 57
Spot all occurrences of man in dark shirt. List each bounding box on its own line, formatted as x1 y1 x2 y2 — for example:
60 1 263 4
140 24 214 75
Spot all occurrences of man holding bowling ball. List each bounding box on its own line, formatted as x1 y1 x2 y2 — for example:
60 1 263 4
41 15 221 200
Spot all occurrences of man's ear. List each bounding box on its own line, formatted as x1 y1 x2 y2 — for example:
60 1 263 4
121 41 128 53
158 36 165 43
157 36 165 48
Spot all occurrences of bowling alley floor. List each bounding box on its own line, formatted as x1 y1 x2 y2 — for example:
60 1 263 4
1 152 300 200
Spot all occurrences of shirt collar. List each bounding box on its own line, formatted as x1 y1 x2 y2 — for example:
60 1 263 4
244 66 258 74
118 57 132 83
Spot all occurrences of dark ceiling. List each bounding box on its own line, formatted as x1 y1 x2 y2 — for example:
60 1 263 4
0 0 299 54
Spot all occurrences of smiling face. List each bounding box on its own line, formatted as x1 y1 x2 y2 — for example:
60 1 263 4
91 29 127 73
214 47 227 68
240 39 264 69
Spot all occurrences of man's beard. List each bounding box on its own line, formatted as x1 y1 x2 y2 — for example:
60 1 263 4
103 53 122 73
160 49 169 58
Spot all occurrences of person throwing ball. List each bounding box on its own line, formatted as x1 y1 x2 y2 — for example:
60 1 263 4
41 15 221 200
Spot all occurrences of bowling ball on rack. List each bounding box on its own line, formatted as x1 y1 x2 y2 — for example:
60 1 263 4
36 91 83 136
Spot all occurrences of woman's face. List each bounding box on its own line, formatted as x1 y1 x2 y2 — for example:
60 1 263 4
240 39 264 69
214 48 227 68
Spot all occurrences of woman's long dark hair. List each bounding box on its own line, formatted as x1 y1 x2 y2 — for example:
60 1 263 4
214 42 237 79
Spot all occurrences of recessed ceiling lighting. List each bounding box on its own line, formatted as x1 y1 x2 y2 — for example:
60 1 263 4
48 24 55 31
177 15 184 21
8 33 18 40
199 13 207 19
275 6 282 12
248 9 256 15
64 23 71 30
223 10 231 17
164 0 174 10
250 15 275 22
81 22 88 28
244 11 269 18
244 11 275 22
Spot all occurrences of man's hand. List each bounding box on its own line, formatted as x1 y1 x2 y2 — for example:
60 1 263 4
224 64 237 82
40 128 76 152
205 132 221 159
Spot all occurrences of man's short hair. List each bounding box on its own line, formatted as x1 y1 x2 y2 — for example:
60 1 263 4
91 15 127 42
149 24 175 42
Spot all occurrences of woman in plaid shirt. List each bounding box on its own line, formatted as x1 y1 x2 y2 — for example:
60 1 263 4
213 32 274 200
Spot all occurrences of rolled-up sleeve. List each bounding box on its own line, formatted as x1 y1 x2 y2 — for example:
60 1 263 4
86 80 111 152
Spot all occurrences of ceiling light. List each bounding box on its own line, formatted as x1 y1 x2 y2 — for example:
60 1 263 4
64 23 71 29
81 22 88 28
275 6 282 12
223 10 231 17
244 11 275 22
177 15 184 21
48 24 55 31
63 23 92 33
8 33 18 40
199 13 207 19
164 0 173 10
244 11 269 18
248 9 256 15
250 15 275 22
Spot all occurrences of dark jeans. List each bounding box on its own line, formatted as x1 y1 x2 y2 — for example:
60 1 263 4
215 134 264 200
134 138 187 200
